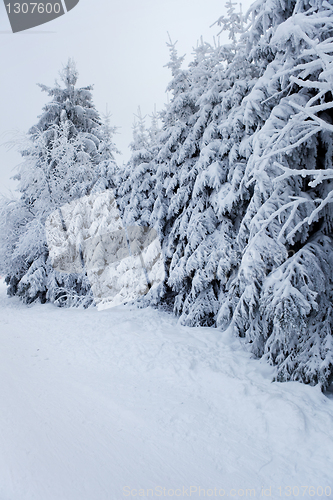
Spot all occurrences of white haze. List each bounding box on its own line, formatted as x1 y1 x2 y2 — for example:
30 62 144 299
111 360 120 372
0 0 252 195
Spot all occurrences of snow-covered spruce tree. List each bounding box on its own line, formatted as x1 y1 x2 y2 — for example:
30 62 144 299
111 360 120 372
216 0 333 388
147 37 208 311
116 106 160 226
0 60 118 306
148 26 260 323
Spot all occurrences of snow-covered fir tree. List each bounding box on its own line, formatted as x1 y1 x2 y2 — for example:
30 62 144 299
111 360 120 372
117 106 160 226
149 37 215 311
147 30 258 323
0 59 118 306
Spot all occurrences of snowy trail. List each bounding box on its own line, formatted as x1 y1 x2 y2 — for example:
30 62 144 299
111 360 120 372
0 281 333 500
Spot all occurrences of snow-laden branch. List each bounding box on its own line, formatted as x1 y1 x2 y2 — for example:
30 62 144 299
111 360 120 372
275 163 333 186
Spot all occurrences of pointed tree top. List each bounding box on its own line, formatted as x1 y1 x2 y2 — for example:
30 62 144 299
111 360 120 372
165 33 186 77
60 58 78 88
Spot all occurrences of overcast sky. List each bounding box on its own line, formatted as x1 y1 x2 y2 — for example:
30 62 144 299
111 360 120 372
0 0 252 196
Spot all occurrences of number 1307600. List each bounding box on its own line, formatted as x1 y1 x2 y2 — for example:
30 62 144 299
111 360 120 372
6 3 61 14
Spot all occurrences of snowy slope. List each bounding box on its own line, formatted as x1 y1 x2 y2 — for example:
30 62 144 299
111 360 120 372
0 280 333 500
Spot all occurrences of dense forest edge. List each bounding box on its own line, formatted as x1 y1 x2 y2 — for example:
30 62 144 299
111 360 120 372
1 0 333 390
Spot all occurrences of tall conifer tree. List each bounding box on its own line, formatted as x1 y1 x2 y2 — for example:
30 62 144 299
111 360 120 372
0 60 118 306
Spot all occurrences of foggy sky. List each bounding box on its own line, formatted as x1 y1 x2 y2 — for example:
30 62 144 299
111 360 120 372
0 0 252 196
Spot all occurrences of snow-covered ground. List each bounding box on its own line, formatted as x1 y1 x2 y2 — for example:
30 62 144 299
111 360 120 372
0 280 333 500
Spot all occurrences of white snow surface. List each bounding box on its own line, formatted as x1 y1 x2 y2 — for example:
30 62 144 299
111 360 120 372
0 280 333 500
